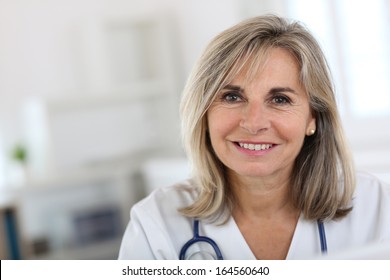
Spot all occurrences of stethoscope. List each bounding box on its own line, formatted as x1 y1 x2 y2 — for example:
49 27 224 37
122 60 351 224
179 219 327 260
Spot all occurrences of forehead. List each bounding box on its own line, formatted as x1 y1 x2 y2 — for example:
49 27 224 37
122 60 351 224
228 47 301 85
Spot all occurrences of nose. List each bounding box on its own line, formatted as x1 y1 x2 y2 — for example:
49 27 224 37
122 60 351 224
239 101 270 134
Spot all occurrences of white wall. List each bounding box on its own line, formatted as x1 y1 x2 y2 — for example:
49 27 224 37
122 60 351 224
0 0 241 139
0 0 243 184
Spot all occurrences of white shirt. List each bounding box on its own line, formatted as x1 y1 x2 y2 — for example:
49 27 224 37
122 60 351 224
118 172 390 259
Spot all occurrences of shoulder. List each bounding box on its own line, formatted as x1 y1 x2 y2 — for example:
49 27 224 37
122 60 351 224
353 172 390 202
323 172 390 252
119 179 198 259
131 179 198 219
345 171 390 237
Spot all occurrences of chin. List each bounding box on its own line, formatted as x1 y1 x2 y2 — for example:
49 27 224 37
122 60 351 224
230 166 276 179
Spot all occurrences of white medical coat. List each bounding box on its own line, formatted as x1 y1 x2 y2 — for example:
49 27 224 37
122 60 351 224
118 172 390 259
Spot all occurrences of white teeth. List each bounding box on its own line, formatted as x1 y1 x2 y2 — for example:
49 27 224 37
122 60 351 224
239 143 273 151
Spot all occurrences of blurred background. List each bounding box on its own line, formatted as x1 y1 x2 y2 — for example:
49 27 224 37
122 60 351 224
0 0 389 259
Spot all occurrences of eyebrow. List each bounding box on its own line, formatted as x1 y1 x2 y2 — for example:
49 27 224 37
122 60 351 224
221 85 244 92
269 87 298 95
222 85 298 95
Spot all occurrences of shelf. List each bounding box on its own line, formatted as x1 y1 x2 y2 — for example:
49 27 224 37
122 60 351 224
44 80 172 113
30 237 122 260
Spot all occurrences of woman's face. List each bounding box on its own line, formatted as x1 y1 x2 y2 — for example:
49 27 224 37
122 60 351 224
207 48 316 182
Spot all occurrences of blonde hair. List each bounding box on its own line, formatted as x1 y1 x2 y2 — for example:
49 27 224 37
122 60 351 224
180 15 355 222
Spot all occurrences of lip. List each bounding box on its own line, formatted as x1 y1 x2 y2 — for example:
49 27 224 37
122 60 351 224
233 141 277 155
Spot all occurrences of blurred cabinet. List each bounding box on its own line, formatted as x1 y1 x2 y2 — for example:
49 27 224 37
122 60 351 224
0 203 23 259
5 162 146 260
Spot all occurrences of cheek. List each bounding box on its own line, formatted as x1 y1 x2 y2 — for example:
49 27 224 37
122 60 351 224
289 126 307 146
208 119 229 144
207 108 239 137
275 113 309 143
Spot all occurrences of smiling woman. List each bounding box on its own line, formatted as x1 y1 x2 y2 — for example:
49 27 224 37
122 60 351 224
207 48 315 183
118 15 390 260
179 16 353 224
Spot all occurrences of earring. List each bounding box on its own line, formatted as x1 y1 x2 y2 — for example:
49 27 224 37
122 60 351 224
309 129 316 135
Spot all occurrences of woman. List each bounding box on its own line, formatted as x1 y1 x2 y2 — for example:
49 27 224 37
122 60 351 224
118 15 390 259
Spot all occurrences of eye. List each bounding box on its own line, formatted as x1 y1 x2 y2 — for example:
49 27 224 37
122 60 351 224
221 92 243 103
272 95 291 105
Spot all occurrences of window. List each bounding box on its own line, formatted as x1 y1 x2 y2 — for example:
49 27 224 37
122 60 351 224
335 0 390 117
288 0 390 118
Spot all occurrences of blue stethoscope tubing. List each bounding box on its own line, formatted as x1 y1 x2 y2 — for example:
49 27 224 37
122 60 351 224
179 220 224 260
317 220 328 254
179 219 327 260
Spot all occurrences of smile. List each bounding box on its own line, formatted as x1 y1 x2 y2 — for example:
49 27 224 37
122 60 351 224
238 143 273 151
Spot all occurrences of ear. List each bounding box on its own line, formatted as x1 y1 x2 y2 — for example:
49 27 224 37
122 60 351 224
306 117 316 136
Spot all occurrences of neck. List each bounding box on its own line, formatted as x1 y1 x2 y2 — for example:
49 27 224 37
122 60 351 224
229 172 297 219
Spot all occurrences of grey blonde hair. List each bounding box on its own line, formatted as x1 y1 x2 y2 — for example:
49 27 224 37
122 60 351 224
180 15 355 222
